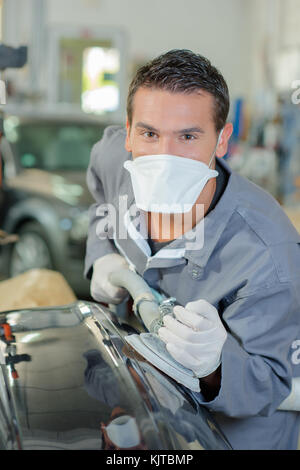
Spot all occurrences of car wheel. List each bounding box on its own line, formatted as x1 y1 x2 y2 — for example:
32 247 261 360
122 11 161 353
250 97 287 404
8 222 54 277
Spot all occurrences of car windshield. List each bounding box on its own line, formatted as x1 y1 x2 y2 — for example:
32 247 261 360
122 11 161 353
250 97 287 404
5 119 105 171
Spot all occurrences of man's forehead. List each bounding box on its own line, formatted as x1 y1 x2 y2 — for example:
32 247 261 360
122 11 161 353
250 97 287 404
131 87 215 128
133 86 212 103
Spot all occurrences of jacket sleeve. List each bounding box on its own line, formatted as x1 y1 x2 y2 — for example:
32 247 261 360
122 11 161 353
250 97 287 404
84 132 119 280
193 281 300 418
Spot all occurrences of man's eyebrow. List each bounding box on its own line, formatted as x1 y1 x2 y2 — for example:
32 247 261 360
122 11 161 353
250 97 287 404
175 127 205 134
135 122 159 132
134 123 205 134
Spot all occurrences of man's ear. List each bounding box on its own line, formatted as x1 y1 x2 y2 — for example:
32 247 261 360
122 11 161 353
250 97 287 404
125 118 132 153
216 122 233 158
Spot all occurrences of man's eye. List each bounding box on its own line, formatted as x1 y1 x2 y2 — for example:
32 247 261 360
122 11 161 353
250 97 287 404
144 131 156 138
182 134 195 141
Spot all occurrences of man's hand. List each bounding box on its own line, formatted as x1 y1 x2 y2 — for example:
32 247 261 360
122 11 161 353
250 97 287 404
91 253 129 304
158 299 227 378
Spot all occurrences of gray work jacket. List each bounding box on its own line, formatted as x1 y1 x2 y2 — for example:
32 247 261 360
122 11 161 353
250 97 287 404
84 125 300 450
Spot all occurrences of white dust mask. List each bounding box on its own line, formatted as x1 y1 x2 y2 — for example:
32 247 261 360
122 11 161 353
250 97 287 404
124 129 224 213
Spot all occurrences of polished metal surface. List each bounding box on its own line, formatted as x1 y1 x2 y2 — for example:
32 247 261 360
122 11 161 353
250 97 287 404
0 301 231 450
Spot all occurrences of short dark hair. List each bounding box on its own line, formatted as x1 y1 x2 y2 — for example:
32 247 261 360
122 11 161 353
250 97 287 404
127 49 230 132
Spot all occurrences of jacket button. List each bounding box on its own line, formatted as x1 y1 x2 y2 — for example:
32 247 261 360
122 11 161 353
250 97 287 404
191 269 199 279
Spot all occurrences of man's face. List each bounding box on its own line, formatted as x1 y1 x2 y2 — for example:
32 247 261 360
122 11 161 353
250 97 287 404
125 87 232 165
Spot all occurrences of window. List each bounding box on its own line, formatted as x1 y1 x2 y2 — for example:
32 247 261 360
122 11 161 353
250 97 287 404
48 26 127 120
81 46 120 114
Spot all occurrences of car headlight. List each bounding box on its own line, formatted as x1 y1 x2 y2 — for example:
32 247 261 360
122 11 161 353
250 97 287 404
69 210 89 241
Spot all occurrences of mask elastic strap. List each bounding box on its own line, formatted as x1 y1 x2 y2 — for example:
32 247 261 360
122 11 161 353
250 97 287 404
208 128 224 169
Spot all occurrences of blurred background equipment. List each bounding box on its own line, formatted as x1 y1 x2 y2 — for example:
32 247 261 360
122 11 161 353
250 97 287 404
0 44 27 70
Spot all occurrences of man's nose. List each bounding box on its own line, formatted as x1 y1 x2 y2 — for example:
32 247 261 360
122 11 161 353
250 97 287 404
157 137 177 155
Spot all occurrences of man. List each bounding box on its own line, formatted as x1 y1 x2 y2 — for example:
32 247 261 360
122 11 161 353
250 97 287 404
84 49 300 450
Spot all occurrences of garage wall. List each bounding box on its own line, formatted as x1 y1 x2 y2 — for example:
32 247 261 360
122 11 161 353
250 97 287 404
2 0 268 116
46 0 254 102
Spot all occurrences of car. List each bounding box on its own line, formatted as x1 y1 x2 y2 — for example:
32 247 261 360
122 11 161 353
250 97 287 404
0 299 232 450
0 109 112 297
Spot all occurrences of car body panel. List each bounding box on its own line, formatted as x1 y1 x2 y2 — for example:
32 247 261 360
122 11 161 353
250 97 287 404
0 301 232 450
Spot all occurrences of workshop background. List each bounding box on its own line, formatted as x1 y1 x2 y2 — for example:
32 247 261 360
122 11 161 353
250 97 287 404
0 0 299 304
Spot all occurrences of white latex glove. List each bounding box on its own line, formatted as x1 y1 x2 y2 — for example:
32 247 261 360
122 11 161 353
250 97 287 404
90 253 129 304
158 299 227 378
